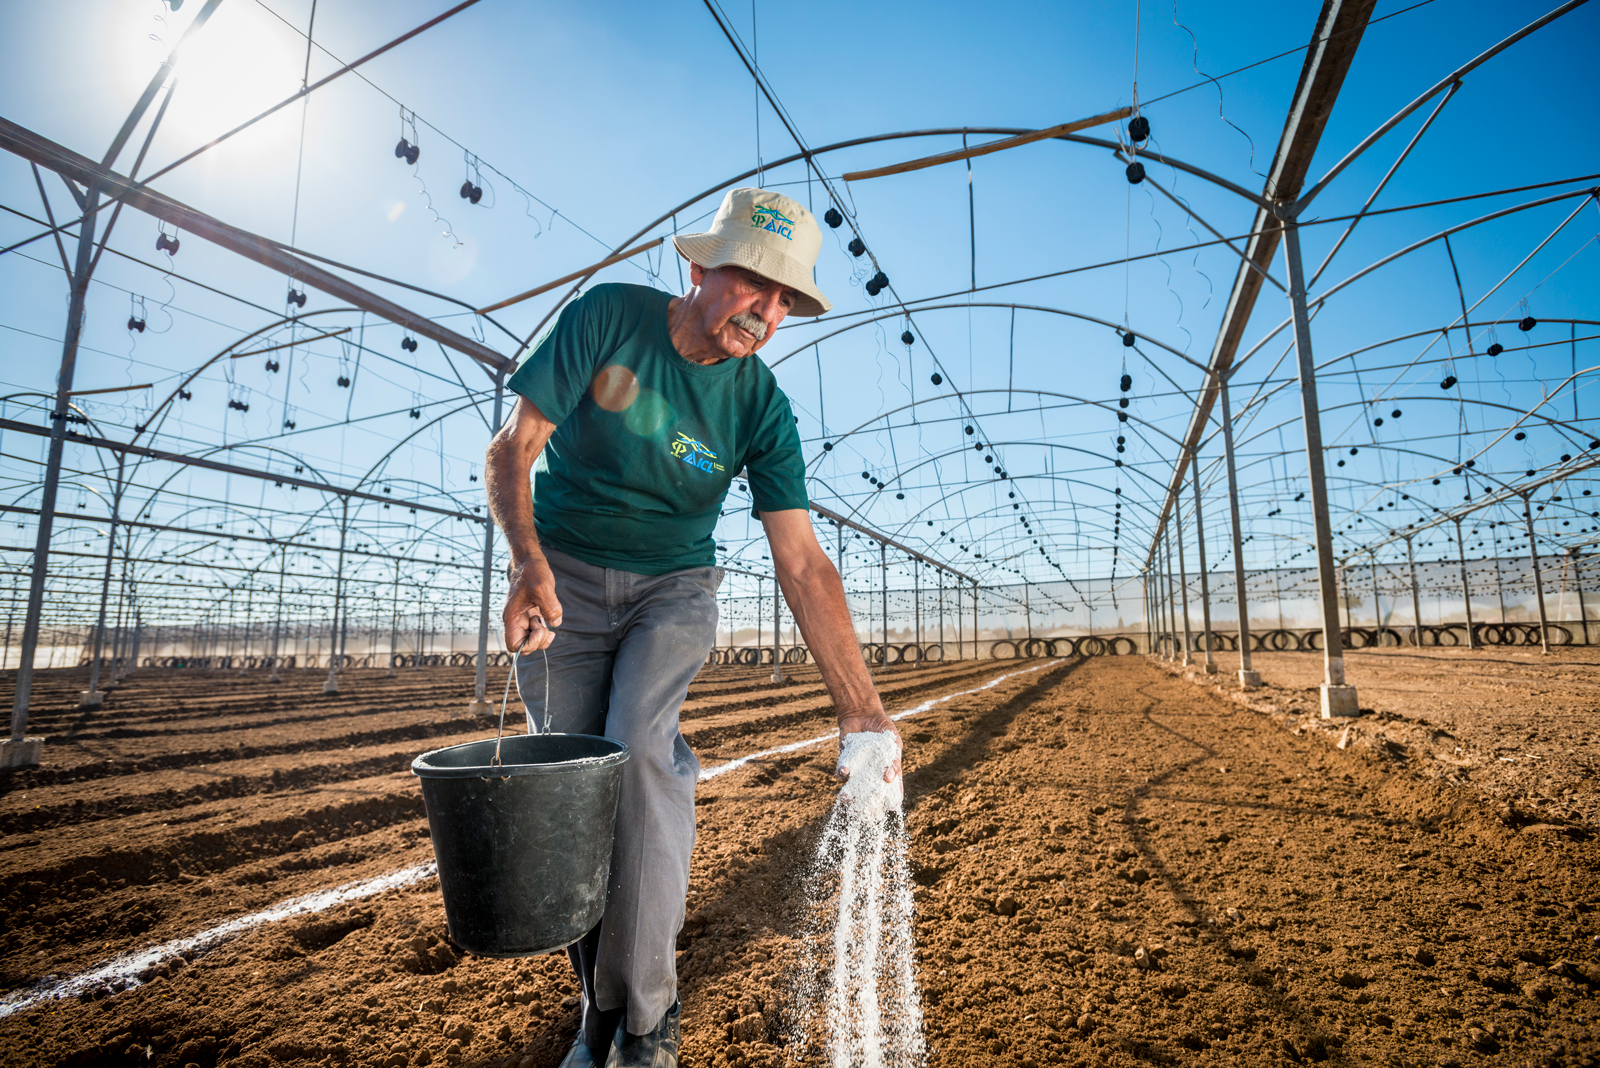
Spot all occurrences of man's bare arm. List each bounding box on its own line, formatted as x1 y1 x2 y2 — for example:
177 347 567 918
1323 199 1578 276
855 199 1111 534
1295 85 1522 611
485 396 562 651
761 509 901 782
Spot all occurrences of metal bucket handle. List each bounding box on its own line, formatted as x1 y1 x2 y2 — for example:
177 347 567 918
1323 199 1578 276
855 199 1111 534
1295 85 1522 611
492 628 552 770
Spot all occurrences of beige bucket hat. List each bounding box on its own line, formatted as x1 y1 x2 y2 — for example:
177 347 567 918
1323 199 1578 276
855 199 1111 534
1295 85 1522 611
672 187 833 317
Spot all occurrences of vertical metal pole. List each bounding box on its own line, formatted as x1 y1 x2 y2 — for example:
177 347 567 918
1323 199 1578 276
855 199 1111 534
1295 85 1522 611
1191 456 1216 674
473 373 505 710
1174 507 1193 667
1142 574 1152 655
972 579 979 660
1340 563 1353 632
1495 550 1508 624
85 453 127 703
937 569 945 656
1522 493 1550 654
325 499 349 694
1281 217 1355 716
269 546 287 681
1023 581 1033 642
388 559 401 677
1369 551 1383 642
914 560 922 648
1218 378 1257 685
1161 534 1176 661
880 544 889 653
1405 535 1423 646
129 611 141 676
415 591 425 671
771 575 784 683
9 182 102 757
1453 517 1476 649
3 578 17 671
1571 550 1589 645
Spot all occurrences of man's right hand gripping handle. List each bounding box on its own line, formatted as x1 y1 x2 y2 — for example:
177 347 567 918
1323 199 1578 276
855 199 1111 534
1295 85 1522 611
504 554 563 652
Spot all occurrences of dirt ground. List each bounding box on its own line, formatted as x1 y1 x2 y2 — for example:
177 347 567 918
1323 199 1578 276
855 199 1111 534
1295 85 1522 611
0 651 1597 1068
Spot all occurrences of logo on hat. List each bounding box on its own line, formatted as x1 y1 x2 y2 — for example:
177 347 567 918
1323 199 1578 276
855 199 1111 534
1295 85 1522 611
751 205 795 241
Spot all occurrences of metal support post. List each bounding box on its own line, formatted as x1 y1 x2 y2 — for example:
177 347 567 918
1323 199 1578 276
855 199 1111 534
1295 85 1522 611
1023 581 1033 643
471 374 506 713
1369 551 1384 643
1522 493 1550 654
269 546 287 681
1218 378 1258 686
1453 517 1476 649
1340 563 1353 632
1175 505 1193 667
7 181 102 767
972 579 979 660
1281 218 1356 717
883 546 896 655
387 560 401 677
914 561 922 648
1572 550 1589 645
324 499 349 694
771 575 784 683
1405 535 1423 645
1191 455 1217 674
1161 534 1176 661
83 452 127 707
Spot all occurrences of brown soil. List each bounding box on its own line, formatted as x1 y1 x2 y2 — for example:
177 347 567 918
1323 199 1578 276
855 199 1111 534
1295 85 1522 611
0 654 1596 1068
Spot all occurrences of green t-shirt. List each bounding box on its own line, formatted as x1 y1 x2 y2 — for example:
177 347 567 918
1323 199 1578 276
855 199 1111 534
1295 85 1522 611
506 283 809 576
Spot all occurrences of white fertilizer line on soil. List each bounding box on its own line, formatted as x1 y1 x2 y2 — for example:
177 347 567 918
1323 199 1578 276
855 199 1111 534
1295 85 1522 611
0 863 439 1020
697 660 1060 782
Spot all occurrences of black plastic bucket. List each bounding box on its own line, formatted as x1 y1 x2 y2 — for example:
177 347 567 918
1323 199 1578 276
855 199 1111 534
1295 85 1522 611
412 733 629 957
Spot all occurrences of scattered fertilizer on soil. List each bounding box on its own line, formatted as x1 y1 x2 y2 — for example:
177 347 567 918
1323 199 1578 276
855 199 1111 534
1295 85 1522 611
793 731 924 1068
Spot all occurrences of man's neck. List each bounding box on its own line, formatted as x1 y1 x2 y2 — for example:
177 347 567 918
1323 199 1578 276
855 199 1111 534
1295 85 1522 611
667 294 728 365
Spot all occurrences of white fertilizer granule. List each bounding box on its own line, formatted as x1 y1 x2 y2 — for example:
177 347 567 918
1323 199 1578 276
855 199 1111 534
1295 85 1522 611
792 730 925 1068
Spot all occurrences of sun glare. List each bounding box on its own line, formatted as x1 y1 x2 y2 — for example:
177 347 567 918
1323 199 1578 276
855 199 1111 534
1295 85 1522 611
135 3 305 162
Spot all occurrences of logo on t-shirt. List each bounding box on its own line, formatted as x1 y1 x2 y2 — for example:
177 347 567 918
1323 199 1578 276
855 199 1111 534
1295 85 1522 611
751 205 795 241
670 432 725 474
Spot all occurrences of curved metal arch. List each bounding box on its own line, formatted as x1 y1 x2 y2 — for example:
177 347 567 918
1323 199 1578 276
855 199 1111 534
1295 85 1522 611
513 125 1277 357
133 308 361 445
1226 188 1600 384
872 471 1163 544
767 301 1208 375
1223 393 1600 485
805 387 1185 482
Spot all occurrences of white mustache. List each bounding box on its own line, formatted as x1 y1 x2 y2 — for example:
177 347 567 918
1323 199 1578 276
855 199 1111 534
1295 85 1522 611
729 312 769 340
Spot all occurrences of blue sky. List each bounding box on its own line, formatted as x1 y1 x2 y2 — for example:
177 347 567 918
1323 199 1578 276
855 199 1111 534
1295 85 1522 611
1 0 1595 643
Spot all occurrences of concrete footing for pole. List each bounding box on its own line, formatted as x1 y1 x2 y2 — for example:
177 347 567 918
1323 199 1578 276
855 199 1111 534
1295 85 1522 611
0 739 42 768
77 689 104 709
322 679 339 695
1320 684 1359 719
1202 663 1218 675
1238 670 1262 689
467 700 494 717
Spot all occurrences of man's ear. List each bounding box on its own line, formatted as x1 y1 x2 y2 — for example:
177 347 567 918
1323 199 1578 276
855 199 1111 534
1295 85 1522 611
688 261 707 285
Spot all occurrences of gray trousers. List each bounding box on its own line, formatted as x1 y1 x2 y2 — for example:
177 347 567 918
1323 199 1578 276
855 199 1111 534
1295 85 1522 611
515 546 720 1044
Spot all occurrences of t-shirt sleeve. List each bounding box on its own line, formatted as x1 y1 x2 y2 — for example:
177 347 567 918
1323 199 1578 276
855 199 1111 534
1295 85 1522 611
745 386 810 514
505 289 608 425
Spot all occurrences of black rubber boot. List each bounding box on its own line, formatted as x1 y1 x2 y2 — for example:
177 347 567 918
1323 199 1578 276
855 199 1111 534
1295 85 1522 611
557 1036 606 1068
606 1000 681 1068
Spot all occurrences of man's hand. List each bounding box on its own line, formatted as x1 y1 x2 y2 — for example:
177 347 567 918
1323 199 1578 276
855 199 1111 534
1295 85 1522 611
504 554 563 651
836 711 903 784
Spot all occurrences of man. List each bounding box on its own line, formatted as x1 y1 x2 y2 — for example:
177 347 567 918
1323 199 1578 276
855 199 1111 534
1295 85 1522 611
484 186 902 1068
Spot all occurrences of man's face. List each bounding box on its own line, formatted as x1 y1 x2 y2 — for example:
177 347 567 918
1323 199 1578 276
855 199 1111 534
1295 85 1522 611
687 263 797 359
